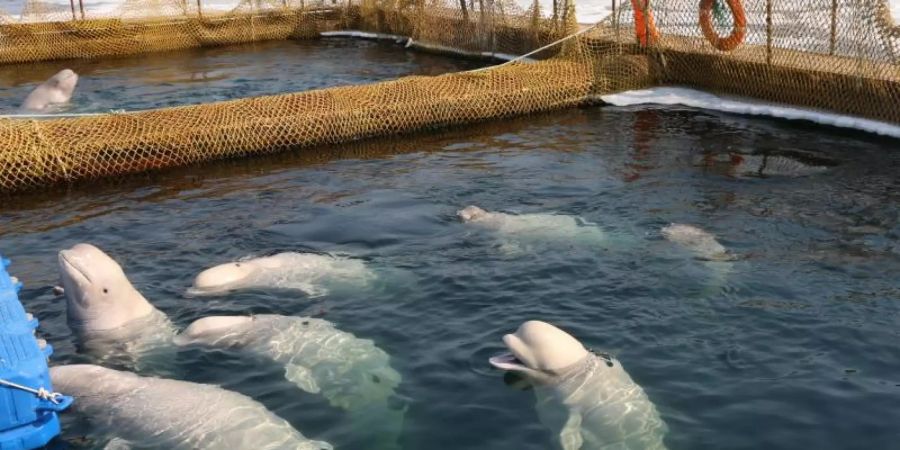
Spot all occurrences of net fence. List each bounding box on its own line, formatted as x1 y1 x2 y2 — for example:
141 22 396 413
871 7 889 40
0 0 896 192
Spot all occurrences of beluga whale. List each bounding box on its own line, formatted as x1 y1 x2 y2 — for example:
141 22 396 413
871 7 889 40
57 243 175 367
661 223 735 293
489 321 668 450
457 205 607 253
175 314 405 449
20 69 78 112
660 224 733 262
50 364 333 450
189 252 375 297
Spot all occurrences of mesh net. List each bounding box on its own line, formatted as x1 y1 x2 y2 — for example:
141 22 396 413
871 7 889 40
0 0 897 192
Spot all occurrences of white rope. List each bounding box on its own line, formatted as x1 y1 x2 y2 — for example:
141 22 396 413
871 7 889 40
0 378 66 404
466 22 602 74
0 109 131 119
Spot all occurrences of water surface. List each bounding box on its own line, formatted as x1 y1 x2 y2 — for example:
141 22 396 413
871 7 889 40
0 38 485 112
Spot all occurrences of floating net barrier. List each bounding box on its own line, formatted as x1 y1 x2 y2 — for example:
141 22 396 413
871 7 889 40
0 0 897 193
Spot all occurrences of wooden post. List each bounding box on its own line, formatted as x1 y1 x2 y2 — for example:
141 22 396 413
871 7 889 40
78 0 85 19
69 0 77 20
612 0 619 45
460 0 468 21
197 0 203 18
765 0 772 64
829 0 838 55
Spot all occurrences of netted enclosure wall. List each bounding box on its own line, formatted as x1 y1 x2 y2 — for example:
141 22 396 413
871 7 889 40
0 0 897 192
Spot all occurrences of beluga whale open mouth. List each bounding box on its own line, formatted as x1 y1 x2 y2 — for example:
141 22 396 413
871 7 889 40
489 320 591 381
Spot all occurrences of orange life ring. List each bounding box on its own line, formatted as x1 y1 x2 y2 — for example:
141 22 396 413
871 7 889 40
630 0 660 47
699 0 746 51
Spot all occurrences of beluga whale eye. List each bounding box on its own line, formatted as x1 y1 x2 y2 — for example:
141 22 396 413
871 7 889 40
102 288 108 294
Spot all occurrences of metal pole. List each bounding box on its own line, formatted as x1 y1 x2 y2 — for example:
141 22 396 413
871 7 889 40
765 0 772 64
197 0 203 18
78 0 85 19
69 0 77 20
829 0 837 55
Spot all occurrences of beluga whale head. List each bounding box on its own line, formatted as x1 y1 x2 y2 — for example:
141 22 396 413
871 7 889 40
58 243 156 332
20 69 79 111
174 315 256 346
190 260 261 293
50 69 79 96
489 320 590 383
457 205 489 223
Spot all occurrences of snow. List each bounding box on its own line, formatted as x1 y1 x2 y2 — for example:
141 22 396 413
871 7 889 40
601 87 900 139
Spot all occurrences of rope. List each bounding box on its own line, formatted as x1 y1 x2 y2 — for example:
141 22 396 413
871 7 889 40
466 22 602 74
0 378 66 404
0 109 130 119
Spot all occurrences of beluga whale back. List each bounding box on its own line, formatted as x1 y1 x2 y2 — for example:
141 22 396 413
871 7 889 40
458 206 607 253
57 243 175 366
50 364 332 450
490 321 668 450
176 314 405 449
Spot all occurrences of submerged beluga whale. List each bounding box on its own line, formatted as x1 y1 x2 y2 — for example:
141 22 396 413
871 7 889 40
51 364 332 450
661 223 735 293
189 252 375 297
458 206 608 253
490 321 668 450
57 243 176 366
176 314 406 449
20 69 78 112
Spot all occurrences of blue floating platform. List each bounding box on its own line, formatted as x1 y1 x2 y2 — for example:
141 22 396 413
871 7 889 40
0 256 71 450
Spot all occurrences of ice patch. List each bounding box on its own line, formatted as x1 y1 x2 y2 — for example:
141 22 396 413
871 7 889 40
601 87 900 139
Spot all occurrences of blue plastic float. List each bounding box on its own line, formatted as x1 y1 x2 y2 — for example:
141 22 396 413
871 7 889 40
0 256 71 450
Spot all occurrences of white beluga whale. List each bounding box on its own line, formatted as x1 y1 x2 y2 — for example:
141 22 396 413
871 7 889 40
660 224 733 262
458 206 607 253
176 314 405 449
57 243 175 366
189 252 374 297
490 321 668 450
20 69 78 112
50 364 332 450
661 224 735 293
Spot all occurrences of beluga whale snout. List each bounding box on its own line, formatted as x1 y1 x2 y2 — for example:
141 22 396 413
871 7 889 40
490 321 668 450
21 69 78 112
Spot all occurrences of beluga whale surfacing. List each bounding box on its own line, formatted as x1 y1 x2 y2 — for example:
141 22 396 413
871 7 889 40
490 321 668 450
458 205 608 253
176 314 406 449
20 69 78 112
189 252 375 297
57 243 175 367
50 364 332 450
661 223 736 293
